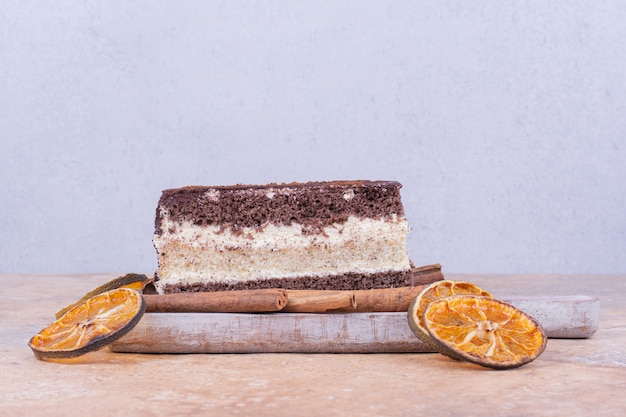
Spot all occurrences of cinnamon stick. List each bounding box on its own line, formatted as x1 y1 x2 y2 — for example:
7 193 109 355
282 286 426 313
282 290 357 313
348 286 425 312
408 263 444 286
142 286 426 313
143 289 288 313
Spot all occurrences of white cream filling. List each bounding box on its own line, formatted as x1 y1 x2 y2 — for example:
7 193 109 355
154 215 411 292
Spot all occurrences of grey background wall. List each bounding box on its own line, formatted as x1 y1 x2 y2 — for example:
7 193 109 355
2 1 625 274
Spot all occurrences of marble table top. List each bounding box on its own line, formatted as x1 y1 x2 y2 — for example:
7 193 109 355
1 272 624 416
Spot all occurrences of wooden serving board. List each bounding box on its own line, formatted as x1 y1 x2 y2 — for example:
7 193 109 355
110 296 599 354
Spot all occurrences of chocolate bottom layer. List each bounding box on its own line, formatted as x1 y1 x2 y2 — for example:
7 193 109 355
155 264 443 293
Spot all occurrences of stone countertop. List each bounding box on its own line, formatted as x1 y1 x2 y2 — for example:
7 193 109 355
1 273 625 416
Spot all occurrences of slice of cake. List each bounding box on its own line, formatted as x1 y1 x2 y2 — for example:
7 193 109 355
153 180 416 293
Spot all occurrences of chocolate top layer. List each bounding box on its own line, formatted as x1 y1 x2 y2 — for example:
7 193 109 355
155 180 405 235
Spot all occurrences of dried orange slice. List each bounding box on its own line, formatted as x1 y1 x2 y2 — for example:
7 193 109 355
407 280 492 349
55 273 151 318
424 295 547 369
29 288 145 360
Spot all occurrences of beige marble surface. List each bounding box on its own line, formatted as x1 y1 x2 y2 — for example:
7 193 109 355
1 273 625 416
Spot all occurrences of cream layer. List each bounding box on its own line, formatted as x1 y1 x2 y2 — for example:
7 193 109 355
154 216 411 293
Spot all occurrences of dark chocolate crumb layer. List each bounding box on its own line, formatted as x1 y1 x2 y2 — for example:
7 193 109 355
155 180 405 235
156 265 443 293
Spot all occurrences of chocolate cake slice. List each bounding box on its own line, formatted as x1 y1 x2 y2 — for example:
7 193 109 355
153 180 415 293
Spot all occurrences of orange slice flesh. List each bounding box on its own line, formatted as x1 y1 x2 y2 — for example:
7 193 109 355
424 295 547 369
408 280 492 349
29 288 145 360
